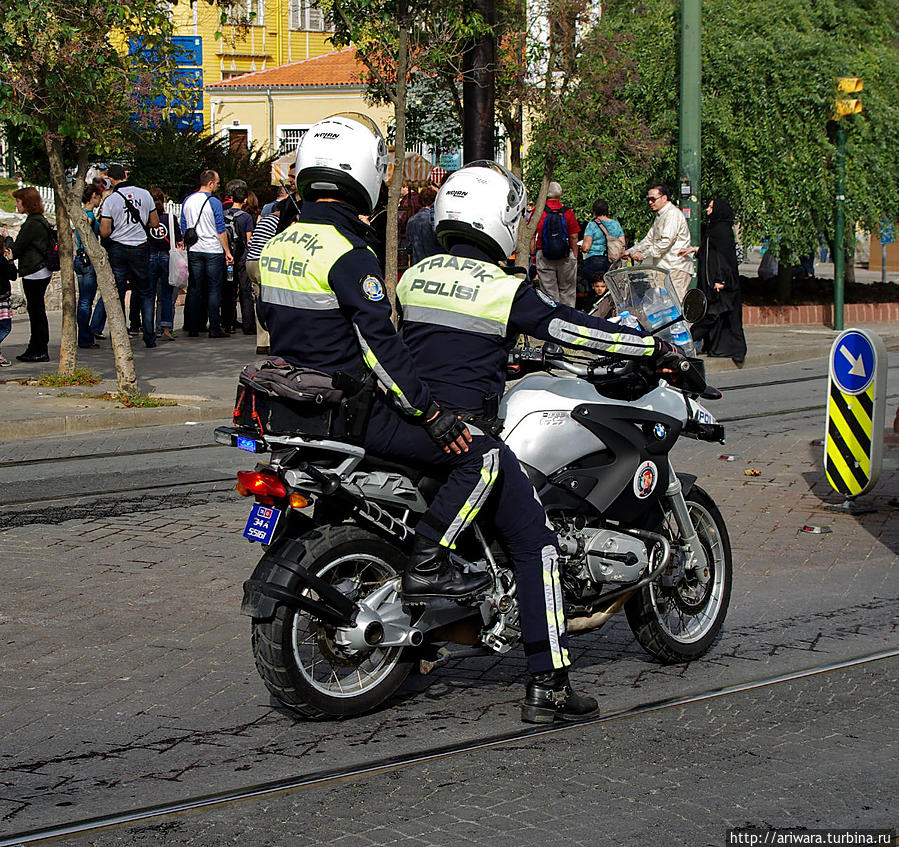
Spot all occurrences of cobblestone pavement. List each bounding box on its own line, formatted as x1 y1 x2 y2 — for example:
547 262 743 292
68 657 898 847
1 388 896 840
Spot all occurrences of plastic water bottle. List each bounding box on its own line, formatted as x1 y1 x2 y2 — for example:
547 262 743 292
617 310 642 330
226 263 234 283
642 287 695 355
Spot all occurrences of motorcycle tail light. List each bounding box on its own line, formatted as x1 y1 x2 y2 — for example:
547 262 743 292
236 470 287 503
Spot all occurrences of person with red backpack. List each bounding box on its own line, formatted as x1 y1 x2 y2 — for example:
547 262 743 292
529 181 580 307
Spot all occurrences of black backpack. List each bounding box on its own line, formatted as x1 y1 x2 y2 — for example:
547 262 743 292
224 208 246 262
40 218 60 272
540 206 570 260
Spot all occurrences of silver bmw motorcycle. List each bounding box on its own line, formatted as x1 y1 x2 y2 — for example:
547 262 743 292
216 269 732 719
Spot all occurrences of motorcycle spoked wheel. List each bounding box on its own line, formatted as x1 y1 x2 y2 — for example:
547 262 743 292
625 485 732 662
251 526 414 719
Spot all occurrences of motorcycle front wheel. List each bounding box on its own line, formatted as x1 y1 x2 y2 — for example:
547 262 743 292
251 526 414 719
626 485 732 662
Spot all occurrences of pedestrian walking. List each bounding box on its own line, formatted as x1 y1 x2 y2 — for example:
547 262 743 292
680 197 747 367
626 183 694 301
581 199 626 283
74 184 103 348
6 187 54 362
404 186 442 264
529 182 580 307
180 170 233 338
222 180 255 335
244 207 280 355
148 188 181 341
0 249 15 367
98 164 159 348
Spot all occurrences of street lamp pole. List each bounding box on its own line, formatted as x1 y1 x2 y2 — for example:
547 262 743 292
462 0 495 163
833 122 847 332
678 0 701 246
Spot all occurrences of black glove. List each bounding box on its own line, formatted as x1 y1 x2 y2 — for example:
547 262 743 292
652 339 685 374
423 402 467 449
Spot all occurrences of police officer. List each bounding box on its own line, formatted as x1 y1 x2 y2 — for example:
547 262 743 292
394 161 679 723
257 113 495 600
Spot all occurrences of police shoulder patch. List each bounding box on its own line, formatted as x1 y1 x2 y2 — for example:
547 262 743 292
536 289 557 308
361 275 385 301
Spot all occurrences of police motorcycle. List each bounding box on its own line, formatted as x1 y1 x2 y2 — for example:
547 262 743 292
216 267 732 719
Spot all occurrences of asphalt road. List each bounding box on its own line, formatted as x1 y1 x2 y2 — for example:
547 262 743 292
0 356 896 845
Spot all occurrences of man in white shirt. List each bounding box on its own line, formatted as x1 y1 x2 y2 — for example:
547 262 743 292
99 164 160 348
626 183 694 301
180 170 233 337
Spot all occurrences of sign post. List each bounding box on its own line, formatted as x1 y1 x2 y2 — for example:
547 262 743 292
823 329 887 509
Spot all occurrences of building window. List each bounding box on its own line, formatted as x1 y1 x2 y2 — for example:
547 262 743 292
278 126 310 155
288 0 329 31
226 0 264 26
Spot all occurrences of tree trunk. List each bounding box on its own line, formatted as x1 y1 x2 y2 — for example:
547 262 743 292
54 192 78 375
385 22 409 311
515 166 552 267
44 136 139 396
776 243 792 303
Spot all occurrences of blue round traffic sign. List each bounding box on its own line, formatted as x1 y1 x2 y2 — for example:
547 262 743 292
830 330 876 395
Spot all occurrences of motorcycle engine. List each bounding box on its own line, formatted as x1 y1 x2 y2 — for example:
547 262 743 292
556 522 649 586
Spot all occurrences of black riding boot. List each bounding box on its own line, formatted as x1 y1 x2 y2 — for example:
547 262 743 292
402 534 493 600
521 669 599 723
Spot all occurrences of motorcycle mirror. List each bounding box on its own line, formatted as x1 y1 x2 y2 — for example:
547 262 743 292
682 289 707 323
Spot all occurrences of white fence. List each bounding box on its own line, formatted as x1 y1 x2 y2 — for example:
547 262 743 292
27 185 182 225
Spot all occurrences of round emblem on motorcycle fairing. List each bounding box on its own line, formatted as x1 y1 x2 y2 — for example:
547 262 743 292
361 275 384 301
653 422 667 440
633 460 658 499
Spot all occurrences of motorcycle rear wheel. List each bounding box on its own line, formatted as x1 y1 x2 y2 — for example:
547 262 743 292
251 526 414 719
625 486 732 662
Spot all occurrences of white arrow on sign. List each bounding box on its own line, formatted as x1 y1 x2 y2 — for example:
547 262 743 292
840 345 866 377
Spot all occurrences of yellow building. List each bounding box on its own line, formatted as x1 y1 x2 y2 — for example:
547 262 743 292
169 0 336 131
205 48 391 158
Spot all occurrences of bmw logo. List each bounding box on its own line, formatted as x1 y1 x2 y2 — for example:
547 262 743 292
653 423 667 440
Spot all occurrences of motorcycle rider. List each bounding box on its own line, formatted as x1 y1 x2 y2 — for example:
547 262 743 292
258 112 496 602
394 161 680 723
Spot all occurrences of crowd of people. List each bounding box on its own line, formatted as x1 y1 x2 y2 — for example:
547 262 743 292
0 163 292 364
0 154 747 369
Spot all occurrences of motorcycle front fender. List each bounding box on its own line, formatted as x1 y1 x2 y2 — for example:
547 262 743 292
675 472 697 499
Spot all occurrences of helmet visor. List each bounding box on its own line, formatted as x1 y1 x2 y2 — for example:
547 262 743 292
329 111 385 143
464 160 526 226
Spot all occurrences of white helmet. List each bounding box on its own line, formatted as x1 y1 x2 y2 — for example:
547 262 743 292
434 161 527 261
294 112 388 214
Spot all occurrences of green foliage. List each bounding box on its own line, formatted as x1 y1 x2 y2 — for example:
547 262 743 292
0 0 187 152
0 177 19 214
526 0 899 254
34 368 102 387
389 75 463 151
106 391 177 407
126 122 276 204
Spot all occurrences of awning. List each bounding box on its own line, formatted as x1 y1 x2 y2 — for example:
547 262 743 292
271 152 295 184
386 151 433 184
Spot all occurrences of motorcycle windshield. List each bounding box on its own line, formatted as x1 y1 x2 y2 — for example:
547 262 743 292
603 266 686 331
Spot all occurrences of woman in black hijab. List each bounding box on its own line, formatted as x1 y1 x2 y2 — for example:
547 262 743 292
681 197 747 367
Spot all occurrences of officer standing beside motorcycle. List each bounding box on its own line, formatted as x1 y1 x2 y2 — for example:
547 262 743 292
394 161 680 723
258 113 497 604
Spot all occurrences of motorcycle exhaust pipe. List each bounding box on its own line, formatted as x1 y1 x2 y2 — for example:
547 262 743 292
567 592 635 633
363 621 423 647
568 530 671 634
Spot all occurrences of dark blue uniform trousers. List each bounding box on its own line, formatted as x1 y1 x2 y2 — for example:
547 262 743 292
365 400 571 674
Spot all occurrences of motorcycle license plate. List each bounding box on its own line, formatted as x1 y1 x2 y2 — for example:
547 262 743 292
243 503 281 544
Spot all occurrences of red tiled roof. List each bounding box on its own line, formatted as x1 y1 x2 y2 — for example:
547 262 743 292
207 48 364 89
